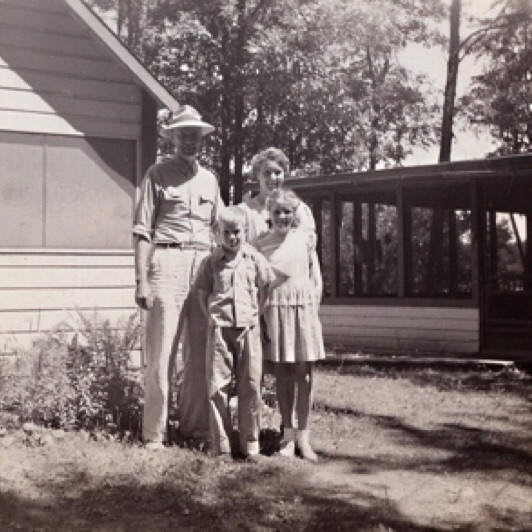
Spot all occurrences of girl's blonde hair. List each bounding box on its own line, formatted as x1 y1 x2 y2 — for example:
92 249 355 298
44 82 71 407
267 189 301 228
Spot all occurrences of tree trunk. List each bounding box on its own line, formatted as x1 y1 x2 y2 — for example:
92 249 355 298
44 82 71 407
219 85 232 204
369 126 378 170
233 96 244 204
232 0 247 205
219 31 233 205
429 0 462 293
439 0 461 163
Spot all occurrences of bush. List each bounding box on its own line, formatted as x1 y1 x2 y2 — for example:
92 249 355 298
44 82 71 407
0 311 144 437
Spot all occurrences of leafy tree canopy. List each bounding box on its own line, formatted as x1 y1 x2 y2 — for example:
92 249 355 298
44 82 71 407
449 0 532 156
85 0 444 200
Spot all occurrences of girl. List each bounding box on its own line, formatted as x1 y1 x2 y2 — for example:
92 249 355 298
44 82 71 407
256 189 325 461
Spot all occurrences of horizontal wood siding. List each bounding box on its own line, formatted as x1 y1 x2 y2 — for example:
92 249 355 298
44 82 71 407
320 304 479 354
0 111 139 139
0 1 142 138
1 89 140 123
0 250 137 351
0 251 135 267
0 69 140 104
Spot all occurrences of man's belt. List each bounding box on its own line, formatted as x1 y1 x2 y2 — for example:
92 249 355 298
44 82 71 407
155 241 211 251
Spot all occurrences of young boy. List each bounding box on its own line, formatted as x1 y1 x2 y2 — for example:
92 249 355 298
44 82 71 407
194 205 275 459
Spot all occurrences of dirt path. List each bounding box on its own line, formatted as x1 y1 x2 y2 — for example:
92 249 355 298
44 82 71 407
1 363 531 531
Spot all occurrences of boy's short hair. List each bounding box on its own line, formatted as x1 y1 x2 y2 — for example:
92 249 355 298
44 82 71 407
267 189 301 228
250 147 290 180
218 205 247 228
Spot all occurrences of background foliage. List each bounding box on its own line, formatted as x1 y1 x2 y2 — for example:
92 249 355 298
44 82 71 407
85 0 448 202
85 0 532 203
82 0 532 204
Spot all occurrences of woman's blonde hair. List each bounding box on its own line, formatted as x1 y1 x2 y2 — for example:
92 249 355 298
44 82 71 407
267 189 301 228
250 147 290 180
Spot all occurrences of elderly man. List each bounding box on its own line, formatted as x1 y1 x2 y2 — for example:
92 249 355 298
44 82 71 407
133 105 223 450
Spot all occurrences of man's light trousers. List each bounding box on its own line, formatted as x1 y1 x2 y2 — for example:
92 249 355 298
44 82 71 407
142 247 210 443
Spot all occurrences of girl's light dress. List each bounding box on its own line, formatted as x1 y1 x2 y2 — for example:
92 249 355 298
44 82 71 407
256 229 326 363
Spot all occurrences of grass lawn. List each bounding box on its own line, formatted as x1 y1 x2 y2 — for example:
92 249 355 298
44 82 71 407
1 360 531 531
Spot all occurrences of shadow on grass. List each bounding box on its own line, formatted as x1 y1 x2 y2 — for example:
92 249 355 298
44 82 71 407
316 403 532 485
3 482 532 532
480 505 532 532
296 489 443 532
0 455 451 532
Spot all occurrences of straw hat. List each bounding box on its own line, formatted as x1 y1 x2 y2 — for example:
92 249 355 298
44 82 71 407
160 105 215 138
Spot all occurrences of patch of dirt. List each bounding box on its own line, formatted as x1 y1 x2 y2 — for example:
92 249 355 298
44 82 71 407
1 363 531 531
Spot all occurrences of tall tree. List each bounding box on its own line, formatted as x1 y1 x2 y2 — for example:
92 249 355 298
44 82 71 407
438 0 532 161
439 0 461 163
463 0 532 154
325 0 444 170
141 0 286 203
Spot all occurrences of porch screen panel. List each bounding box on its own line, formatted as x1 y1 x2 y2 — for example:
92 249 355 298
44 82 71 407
320 199 333 297
0 132 44 247
45 136 136 248
368 201 398 295
337 195 397 296
338 200 355 295
405 184 472 296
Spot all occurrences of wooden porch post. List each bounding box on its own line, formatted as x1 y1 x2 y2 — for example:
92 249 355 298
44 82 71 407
313 196 323 264
526 209 532 291
397 185 407 298
448 208 457 293
353 200 363 295
471 180 482 307
331 192 339 299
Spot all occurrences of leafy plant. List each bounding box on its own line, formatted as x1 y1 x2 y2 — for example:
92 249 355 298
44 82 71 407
0 311 144 437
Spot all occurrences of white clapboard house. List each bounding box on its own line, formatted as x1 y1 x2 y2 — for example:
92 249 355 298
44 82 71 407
0 0 179 351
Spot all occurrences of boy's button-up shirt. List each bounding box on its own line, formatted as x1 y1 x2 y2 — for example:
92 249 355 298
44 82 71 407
195 243 275 328
133 156 223 246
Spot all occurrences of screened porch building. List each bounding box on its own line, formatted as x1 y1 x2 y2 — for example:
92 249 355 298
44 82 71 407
288 154 532 360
